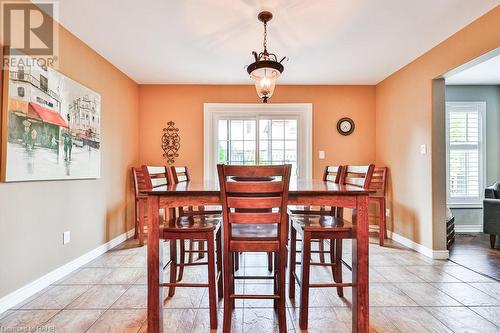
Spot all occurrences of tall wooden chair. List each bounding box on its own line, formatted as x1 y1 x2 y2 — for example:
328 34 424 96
289 164 374 330
170 166 221 281
369 167 388 246
131 166 169 246
288 165 344 263
142 165 223 330
218 164 291 333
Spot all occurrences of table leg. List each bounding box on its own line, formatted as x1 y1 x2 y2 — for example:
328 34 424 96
147 196 163 333
352 195 369 333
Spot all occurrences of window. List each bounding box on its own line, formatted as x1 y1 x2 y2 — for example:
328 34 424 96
446 101 485 207
217 119 298 175
204 103 312 181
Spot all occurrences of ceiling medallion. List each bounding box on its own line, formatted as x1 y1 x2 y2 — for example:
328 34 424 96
246 11 287 103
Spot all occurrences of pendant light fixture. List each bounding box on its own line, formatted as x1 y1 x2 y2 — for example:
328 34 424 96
247 11 286 103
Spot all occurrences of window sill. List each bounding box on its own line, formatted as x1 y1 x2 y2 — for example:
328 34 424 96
447 203 483 209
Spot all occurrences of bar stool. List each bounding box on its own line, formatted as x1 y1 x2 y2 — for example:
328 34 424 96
169 166 222 281
289 164 374 330
218 164 291 333
131 166 170 246
369 167 388 246
142 165 223 330
288 165 344 264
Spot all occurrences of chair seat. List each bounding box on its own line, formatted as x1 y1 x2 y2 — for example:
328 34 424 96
231 224 278 240
163 215 221 233
290 214 353 232
287 205 333 216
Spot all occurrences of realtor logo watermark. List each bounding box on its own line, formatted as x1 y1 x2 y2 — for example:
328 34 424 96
1 0 59 68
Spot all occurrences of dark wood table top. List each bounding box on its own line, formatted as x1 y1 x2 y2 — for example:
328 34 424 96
144 178 375 195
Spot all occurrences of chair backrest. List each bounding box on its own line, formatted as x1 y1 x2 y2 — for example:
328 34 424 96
341 165 375 189
141 165 170 190
323 165 343 183
217 164 291 248
170 166 190 184
132 167 148 198
369 167 388 194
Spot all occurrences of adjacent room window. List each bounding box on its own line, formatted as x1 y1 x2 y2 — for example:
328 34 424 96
446 101 485 207
204 104 312 180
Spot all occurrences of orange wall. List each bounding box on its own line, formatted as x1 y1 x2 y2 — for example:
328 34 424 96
375 5 500 250
0 24 139 297
138 85 376 180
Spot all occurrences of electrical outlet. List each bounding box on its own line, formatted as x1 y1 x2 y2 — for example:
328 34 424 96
63 231 71 245
385 208 390 217
420 144 427 155
319 151 325 159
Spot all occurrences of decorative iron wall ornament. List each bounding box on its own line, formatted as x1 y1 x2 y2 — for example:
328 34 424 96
161 121 180 164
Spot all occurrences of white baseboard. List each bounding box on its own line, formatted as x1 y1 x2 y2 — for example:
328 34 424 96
387 231 449 260
0 228 136 314
455 225 482 233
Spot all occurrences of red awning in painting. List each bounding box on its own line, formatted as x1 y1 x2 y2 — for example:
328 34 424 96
28 102 69 128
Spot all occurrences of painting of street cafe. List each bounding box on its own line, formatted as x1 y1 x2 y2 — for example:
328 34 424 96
1 48 101 181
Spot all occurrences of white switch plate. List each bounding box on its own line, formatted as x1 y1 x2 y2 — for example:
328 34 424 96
420 144 427 155
63 231 71 245
386 208 390 217
319 151 325 159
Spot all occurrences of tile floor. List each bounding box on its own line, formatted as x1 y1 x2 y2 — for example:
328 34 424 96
1 236 500 332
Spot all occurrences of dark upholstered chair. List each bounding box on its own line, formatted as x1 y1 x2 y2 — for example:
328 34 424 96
484 181 500 249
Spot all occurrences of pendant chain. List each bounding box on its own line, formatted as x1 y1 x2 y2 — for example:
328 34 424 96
263 21 267 53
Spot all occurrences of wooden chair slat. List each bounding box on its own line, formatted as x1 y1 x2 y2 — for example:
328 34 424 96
229 212 280 224
227 197 282 209
226 181 284 193
221 165 286 177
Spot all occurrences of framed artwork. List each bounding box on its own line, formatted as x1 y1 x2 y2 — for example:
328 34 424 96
1 47 101 181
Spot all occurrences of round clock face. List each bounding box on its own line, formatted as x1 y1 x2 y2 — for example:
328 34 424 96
336 117 355 136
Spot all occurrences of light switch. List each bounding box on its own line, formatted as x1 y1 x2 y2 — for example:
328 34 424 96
63 231 71 245
420 144 427 155
319 151 325 159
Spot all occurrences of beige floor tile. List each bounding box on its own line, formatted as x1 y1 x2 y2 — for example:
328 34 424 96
379 307 453 332
67 285 128 309
372 266 425 282
21 285 90 310
440 266 495 282
469 307 500 327
470 283 500 301
396 283 462 306
85 254 128 268
200 284 244 308
0 310 59 332
405 265 461 282
103 268 145 284
191 308 244 333
368 307 400 333
161 308 197 333
243 308 295 333
57 268 113 285
287 283 350 308
44 309 103 333
425 306 498 333
288 306 349 333
112 285 147 309
86 309 146 333
432 282 500 306
163 285 205 308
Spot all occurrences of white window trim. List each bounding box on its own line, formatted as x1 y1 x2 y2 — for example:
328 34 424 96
203 103 312 181
445 101 486 209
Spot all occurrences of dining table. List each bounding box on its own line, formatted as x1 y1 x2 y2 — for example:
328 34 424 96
143 178 372 333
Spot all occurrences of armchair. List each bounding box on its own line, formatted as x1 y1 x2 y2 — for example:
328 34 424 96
484 181 500 248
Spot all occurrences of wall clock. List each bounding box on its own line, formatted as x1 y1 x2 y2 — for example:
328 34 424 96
336 117 355 136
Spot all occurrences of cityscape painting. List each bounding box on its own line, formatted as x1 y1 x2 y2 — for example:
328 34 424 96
1 47 101 182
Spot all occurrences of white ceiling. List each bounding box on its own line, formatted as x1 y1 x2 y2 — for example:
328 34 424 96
446 54 500 85
53 0 500 84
